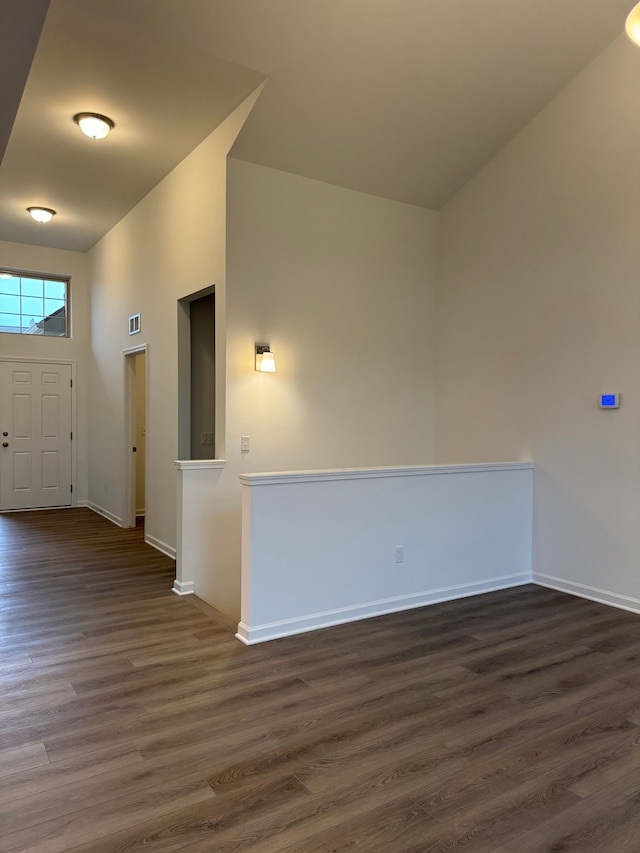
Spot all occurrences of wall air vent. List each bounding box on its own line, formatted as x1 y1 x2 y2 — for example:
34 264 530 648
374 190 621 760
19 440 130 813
128 313 141 335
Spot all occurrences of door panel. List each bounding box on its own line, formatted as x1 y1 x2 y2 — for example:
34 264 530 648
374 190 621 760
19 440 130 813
42 395 59 437
41 451 60 489
13 395 31 437
0 361 72 510
13 452 31 491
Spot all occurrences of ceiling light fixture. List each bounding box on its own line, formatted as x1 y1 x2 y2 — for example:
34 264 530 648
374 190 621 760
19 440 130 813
626 2 640 45
27 207 56 223
73 112 115 139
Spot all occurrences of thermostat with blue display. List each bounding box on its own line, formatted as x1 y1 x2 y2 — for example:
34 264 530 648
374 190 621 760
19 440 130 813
599 394 620 409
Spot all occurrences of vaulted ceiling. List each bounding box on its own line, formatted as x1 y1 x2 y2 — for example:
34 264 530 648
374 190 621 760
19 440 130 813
0 0 635 252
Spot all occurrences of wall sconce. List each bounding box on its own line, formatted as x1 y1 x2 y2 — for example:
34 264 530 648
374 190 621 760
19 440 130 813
626 2 640 45
255 345 276 373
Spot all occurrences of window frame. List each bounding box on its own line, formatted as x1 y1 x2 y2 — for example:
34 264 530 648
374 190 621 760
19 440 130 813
0 268 71 338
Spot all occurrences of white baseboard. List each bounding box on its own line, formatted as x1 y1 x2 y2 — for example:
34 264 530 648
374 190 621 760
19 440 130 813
86 503 175 561
534 572 640 616
76 500 88 508
172 579 195 595
235 572 531 645
145 533 176 560
87 501 123 527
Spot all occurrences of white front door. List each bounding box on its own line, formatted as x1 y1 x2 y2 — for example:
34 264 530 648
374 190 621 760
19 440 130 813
0 361 72 510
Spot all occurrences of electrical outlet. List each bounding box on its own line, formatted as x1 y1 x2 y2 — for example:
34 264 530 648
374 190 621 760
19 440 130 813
200 432 213 446
394 545 404 564
241 435 250 453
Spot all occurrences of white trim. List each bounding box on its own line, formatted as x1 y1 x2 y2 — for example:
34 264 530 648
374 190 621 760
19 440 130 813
122 342 149 356
122 344 148 528
87 502 174 561
172 579 195 596
240 461 534 487
534 573 640 616
174 458 226 470
70 361 77 508
0 355 75 365
0 504 72 513
87 501 123 527
145 533 176 560
235 572 531 645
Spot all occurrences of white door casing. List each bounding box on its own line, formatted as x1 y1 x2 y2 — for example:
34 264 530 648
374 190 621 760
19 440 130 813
123 343 148 528
0 360 72 510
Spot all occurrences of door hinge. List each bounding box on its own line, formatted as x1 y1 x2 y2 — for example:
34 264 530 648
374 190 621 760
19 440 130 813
70 379 73 387
70 432 73 440
132 446 137 453
70 484 73 493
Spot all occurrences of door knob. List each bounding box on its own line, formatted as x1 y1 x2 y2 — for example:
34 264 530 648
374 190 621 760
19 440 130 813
2 432 7 437
2 442 8 448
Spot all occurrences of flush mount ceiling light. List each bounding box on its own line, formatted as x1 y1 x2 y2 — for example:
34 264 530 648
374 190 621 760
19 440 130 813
626 2 640 45
73 112 114 139
27 207 56 223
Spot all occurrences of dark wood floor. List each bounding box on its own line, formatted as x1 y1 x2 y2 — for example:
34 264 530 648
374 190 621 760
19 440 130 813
3 511 640 851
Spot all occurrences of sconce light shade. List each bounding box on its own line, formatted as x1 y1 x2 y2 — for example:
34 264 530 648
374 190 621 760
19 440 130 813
73 112 115 139
626 2 640 45
27 207 56 223
255 345 276 372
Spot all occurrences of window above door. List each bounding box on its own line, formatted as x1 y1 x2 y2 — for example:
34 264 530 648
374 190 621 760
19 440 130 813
0 270 70 337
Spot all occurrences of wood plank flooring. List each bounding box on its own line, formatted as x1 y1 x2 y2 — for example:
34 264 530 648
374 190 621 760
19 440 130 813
2 509 640 850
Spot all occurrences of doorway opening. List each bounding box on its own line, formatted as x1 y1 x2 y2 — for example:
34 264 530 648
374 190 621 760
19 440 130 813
123 344 147 528
177 287 215 459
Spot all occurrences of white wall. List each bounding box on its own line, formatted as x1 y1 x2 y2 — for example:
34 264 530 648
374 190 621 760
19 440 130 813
436 36 640 608
226 160 438 473
87 91 261 554
238 462 533 644
0 240 90 502
204 160 439 619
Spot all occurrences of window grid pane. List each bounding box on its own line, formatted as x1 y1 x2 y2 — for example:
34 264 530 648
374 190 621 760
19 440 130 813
0 313 24 332
0 294 20 313
44 280 66 300
21 295 44 316
44 298 65 315
0 276 21 295
20 278 44 298
0 274 69 337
